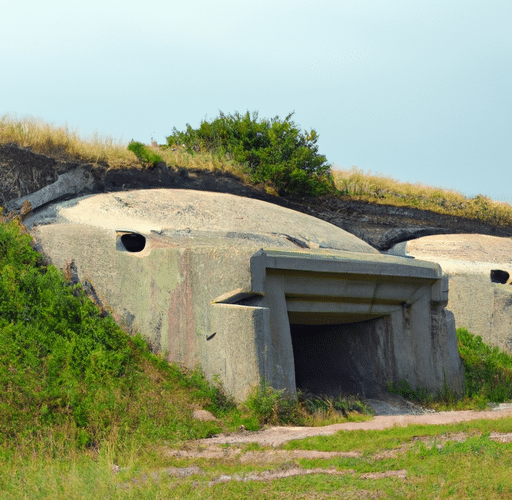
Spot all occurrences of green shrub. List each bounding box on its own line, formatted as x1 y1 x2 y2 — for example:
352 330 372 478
127 140 163 167
457 328 512 403
166 111 334 196
245 383 302 426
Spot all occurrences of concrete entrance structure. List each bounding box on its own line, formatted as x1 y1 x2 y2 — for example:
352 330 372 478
28 189 464 400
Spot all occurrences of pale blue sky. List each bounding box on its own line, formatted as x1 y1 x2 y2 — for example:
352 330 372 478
2 1 511 202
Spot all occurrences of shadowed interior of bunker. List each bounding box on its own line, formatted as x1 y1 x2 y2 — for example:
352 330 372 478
289 314 394 399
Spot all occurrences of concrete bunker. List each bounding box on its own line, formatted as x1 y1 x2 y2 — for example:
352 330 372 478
27 189 465 401
238 249 463 400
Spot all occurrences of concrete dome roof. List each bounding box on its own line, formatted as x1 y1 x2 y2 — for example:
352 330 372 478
30 189 378 254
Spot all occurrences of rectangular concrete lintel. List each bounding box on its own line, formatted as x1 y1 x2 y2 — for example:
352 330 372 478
250 249 443 294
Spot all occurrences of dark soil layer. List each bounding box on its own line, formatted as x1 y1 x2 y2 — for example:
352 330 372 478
2 143 512 250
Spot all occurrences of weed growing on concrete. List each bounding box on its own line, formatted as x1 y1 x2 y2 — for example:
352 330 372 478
244 384 373 426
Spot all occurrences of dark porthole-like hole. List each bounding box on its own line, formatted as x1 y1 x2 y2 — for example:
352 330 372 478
491 269 509 284
121 233 146 252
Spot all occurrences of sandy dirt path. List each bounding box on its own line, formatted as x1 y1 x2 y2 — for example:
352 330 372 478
198 408 512 447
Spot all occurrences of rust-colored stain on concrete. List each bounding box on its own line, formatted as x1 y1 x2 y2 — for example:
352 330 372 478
167 248 195 368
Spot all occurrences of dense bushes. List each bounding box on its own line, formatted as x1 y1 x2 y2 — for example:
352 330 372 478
457 328 512 405
166 111 334 196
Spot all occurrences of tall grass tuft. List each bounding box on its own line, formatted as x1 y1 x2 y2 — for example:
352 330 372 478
0 114 246 177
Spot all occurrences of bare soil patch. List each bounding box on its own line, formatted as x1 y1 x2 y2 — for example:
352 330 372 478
196 408 512 448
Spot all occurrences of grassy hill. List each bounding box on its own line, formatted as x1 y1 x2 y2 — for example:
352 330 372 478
3 114 512 497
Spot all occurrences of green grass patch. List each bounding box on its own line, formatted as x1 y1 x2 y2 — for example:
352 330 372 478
284 418 512 453
243 383 373 427
457 327 512 405
3 419 512 499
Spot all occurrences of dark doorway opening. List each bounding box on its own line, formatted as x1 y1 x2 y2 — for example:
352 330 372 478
290 317 391 399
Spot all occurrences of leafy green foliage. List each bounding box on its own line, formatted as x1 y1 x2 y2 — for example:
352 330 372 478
244 383 300 425
127 140 163 167
244 384 372 426
0 217 233 448
457 327 512 404
166 111 334 196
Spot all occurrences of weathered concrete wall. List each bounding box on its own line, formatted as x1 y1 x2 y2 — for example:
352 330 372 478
447 274 512 351
28 189 465 400
390 234 512 352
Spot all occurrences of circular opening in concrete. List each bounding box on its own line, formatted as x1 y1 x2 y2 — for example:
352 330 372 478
120 233 146 252
490 269 509 284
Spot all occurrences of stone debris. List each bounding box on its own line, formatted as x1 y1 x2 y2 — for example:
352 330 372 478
489 403 512 411
489 432 512 443
124 465 204 485
193 409 217 422
364 396 436 416
166 446 361 462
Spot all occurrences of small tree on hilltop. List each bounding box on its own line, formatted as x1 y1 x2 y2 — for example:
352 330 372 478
166 111 334 196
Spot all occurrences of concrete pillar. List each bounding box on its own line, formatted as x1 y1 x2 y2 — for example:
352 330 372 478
260 274 297 396
410 293 437 391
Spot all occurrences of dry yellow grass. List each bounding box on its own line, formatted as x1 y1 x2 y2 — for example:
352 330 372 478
333 166 512 226
0 114 247 179
2 115 511 225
